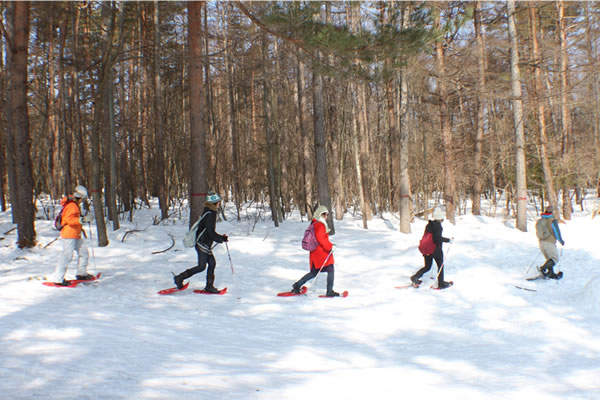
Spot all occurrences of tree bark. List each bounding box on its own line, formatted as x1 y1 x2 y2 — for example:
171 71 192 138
472 1 486 216
188 1 209 226
529 4 558 217
507 0 528 231
557 0 572 220
6 1 36 247
154 1 168 220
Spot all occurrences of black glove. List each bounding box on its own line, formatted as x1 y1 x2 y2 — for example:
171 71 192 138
222 234 228 242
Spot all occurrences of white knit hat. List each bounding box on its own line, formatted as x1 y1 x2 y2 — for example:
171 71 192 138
433 206 445 220
73 185 88 199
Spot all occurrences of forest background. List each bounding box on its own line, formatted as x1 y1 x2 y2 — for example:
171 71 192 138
1 1 599 248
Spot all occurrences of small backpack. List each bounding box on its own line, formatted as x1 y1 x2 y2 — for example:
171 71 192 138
535 218 552 241
54 200 74 231
302 221 319 251
183 212 208 248
418 230 436 255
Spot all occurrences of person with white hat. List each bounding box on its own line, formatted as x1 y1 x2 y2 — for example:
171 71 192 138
50 185 94 285
410 206 453 289
174 192 228 293
291 205 340 297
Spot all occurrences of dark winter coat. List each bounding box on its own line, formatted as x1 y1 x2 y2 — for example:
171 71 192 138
195 207 226 253
426 220 450 251
309 218 335 270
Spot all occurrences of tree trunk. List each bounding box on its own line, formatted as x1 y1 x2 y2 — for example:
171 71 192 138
557 0 573 220
472 1 486 216
188 1 209 226
398 4 412 232
296 57 313 219
154 1 168 220
507 0 528 231
7 1 36 247
312 55 334 233
435 14 457 224
261 34 279 227
529 4 558 217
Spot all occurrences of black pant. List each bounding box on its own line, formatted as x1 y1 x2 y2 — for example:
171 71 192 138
179 248 216 287
295 264 334 292
414 248 444 285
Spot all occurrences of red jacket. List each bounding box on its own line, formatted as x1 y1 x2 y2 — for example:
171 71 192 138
309 219 335 270
59 196 83 239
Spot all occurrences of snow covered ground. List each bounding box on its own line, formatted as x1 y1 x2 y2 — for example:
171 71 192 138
1 198 600 400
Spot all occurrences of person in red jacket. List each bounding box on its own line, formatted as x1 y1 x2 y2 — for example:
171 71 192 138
291 206 339 297
49 185 94 285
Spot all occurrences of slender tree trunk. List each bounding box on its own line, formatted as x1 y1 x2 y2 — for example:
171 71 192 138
557 0 572 220
398 3 412 232
261 34 279 227
435 15 457 224
58 8 72 194
154 1 168 220
0 31 6 211
224 13 241 221
296 57 313 218
188 1 209 226
472 1 486 216
584 3 600 198
507 0 528 231
529 4 558 217
7 1 36 247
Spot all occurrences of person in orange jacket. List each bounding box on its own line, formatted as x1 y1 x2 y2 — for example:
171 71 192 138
291 205 339 297
49 185 94 285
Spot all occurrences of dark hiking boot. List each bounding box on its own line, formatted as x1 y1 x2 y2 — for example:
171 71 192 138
76 274 94 281
539 259 555 277
326 290 340 297
438 281 453 290
410 275 422 286
54 280 71 286
291 283 302 294
173 274 185 290
203 285 220 294
549 271 564 280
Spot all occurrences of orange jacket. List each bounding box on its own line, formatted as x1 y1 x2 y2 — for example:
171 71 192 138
309 219 335 270
59 196 83 239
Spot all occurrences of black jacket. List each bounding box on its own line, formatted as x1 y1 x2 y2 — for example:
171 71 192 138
195 207 226 248
426 220 450 250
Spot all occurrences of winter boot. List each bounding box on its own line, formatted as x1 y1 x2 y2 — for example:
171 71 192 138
410 275 422 286
291 282 302 294
54 280 71 286
539 259 555 277
173 274 185 290
203 284 220 294
76 273 94 281
326 290 340 297
438 281 453 290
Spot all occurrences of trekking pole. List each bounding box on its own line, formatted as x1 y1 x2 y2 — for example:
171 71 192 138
432 243 451 287
225 241 235 276
524 250 541 275
306 248 334 292
87 221 97 270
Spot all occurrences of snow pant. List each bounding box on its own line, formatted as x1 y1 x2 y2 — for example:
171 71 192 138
51 238 89 283
414 248 445 285
295 264 334 292
178 248 216 287
539 240 560 271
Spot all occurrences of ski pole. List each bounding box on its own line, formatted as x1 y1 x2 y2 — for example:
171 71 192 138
306 248 334 292
524 250 541 275
225 241 235 276
432 242 452 286
87 221 97 271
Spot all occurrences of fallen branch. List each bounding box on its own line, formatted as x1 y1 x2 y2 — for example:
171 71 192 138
152 233 175 254
44 237 59 248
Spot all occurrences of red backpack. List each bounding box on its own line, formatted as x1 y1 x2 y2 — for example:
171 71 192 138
418 230 436 255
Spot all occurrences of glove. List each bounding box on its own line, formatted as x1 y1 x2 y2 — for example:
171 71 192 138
222 234 229 242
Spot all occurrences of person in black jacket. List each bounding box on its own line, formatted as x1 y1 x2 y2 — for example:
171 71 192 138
174 193 228 292
410 206 453 289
